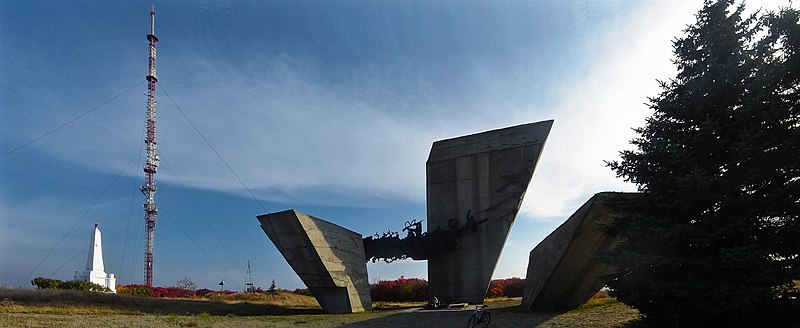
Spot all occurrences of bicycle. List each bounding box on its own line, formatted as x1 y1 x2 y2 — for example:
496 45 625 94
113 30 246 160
467 304 491 328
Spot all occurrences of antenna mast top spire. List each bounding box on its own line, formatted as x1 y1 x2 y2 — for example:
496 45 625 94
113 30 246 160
150 5 155 35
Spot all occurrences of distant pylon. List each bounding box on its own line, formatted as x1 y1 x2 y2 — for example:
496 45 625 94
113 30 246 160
245 260 255 293
140 3 160 287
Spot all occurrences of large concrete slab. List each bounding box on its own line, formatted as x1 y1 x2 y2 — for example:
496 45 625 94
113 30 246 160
522 192 638 311
426 120 553 303
257 210 371 313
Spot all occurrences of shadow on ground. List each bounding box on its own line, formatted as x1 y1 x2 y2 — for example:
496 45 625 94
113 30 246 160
344 305 562 328
100 296 325 316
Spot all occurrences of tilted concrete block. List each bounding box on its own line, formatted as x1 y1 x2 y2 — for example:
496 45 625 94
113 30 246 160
522 192 638 311
257 210 371 313
426 120 553 304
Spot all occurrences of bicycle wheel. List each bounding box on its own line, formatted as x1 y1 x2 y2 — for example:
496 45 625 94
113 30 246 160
467 313 478 328
480 312 491 327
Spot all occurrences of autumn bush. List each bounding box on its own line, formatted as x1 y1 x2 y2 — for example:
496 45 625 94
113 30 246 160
116 284 153 297
116 284 246 299
31 277 109 293
115 276 529 302
116 284 197 298
367 276 526 302
486 277 525 298
152 286 196 298
370 276 428 302
196 288 216 297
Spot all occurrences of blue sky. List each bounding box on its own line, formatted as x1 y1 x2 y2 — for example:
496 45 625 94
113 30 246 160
0 0 786 290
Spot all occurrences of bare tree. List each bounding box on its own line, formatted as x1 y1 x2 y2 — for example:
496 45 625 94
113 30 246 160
174 276 197 290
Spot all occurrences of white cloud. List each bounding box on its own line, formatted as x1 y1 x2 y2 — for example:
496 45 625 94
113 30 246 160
19 0 791 215
515 0 796 221
516 1 701 220
153 57 438 205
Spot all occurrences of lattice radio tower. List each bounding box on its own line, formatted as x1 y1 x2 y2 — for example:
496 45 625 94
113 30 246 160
245 260 255 293
141 3 160 287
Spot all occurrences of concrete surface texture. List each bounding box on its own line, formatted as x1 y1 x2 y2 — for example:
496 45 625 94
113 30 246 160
257 210 371 313
426 120 553 304
522 192 638 311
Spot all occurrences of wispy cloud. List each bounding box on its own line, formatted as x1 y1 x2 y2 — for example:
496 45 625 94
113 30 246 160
516 1 702 220
7 1 700 220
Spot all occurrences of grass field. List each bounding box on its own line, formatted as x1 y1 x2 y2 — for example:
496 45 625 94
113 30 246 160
0 288 639 327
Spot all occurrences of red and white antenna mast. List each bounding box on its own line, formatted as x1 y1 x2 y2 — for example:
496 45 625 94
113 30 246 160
141 3 160 287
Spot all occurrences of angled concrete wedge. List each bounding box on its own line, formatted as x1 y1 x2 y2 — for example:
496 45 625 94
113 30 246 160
257 209 371 313
523 192 638 311
427 120 553 303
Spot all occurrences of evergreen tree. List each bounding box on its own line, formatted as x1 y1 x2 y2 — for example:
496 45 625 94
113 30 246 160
603 1 800 326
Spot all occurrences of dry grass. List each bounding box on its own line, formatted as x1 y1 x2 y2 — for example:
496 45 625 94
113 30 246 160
484 296 523 304
0 287 321 316
574 290 621 310
0 288 639 327
203 291 320 308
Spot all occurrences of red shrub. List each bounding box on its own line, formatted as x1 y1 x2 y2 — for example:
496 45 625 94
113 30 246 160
486 277 525 298
487 280 505 298
151 287 196 298
117 284 198 298
502 277 525 297
370 276 428 302
196 288 216 297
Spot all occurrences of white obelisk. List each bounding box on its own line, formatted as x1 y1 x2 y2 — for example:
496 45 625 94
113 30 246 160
80 224 116 293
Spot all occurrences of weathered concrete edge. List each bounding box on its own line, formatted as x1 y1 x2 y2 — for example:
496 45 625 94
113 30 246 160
427 120 554 162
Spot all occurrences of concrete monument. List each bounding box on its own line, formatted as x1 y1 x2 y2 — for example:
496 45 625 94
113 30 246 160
426 120 553 303
257 210 371 313
258 120 553 310
522 192 637 311
76 224 116 293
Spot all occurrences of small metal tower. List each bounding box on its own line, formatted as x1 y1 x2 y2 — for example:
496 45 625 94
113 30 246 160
141 4 160 287
245 260 255 293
